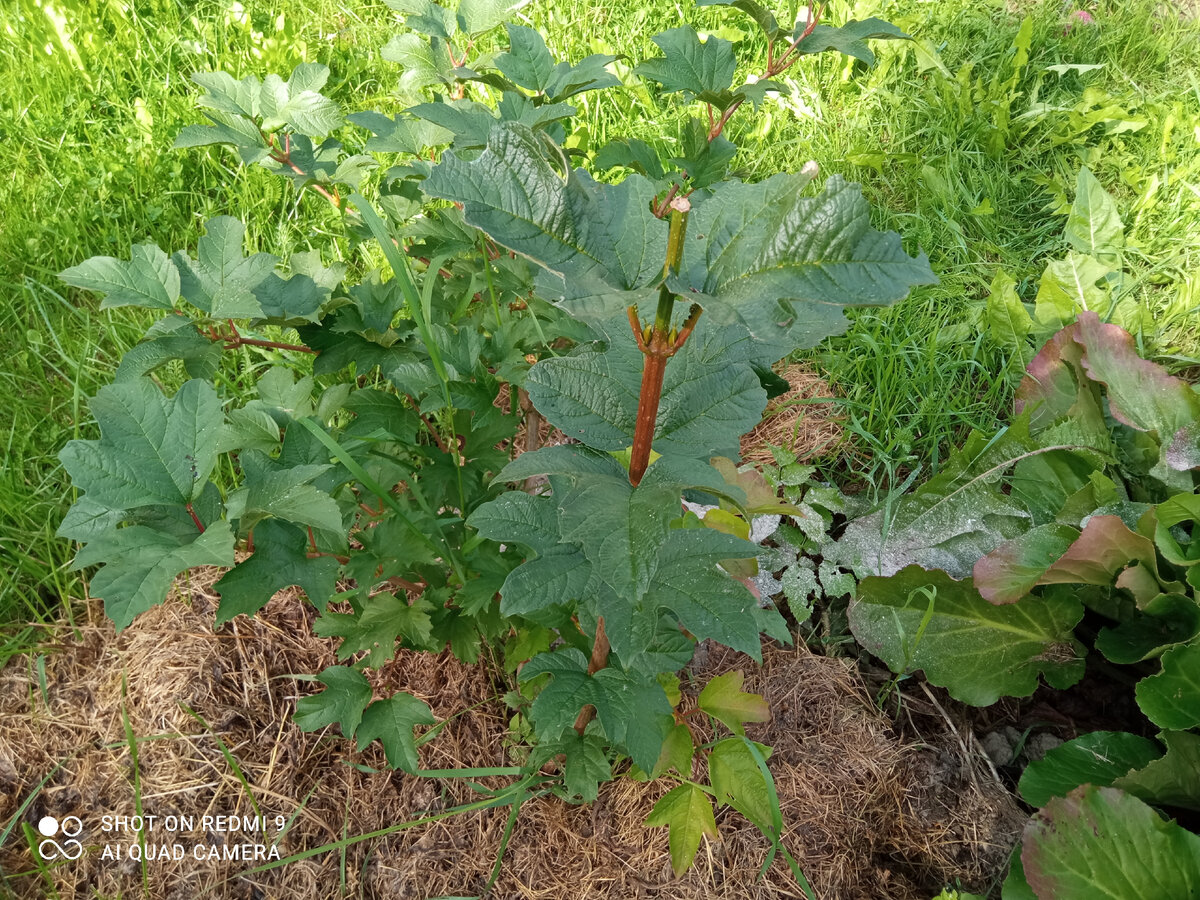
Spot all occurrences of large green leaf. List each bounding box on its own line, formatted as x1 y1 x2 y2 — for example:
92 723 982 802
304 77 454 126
74 521 236 631
708 738 775 831
1033 253 1113 334
634 26 737 100
1096 593 1200 664
1113 730 1200 812
355 692 436 774
1135 641 1200 730
518 648 672 771
60 378 224 511
1022 786 1200 899
424 122 665 322
225 450 343 535
214 519 339 624
644 783 718 876
790 18 909 64
850 567 1086 705
1018 731 1161 807
1065 167 1123 267
672 174 937 347
1071 311 1200 477
835 421 1036 579
527 316 765 458
644 528 764 659
59 244 180 311
257 63 344 134
695 0 783 40
172 217 276 319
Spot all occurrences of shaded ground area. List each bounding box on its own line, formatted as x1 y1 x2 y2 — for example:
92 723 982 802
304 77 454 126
0 568 1022 900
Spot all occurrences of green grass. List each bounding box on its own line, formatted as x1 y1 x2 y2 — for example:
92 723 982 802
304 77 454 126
2 0 1198 628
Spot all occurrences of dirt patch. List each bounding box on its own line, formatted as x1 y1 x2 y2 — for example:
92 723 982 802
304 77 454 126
0 571 1022 899
740 364 844 467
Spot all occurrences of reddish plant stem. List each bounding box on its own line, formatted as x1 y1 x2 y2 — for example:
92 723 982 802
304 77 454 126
627 206 696 486
572 617 611 735
224 335 316 353
186 503 205 533
265 132 341 208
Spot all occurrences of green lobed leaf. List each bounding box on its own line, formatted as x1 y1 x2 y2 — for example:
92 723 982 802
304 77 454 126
60 378 224 510
1022 786 1200 898
644 783 718 876
225 449 343 535
634 26 737 101
697 670 770 736
696 0 783 40
1018 731 1162 807
644 528 764 660
355 692 436 774
214 519 339 624
790 18 909 64
294 665 373 737
424 122 666 322
172 216 276 319
518 648 673 771
59 244 180 310
74 521 236 631
1135 641 1200 731
531 730 611 802
495 23 555 91
850 566 1086 706
257 63 343 135
672 174 937 350
985 268 1033 356
115 315 224 382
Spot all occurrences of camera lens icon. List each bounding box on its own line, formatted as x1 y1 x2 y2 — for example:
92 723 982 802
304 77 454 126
37 815 83 861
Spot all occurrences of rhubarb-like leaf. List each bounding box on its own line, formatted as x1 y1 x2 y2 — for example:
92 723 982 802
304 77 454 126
851 567 1086 705
1065 167 1123 267
645 783 718 876
60 378 224 510
214 519 339 623
74 521 236 631
1136 641 1200 730
294 665 373 736
1022 786 1200 898
835 421 1035 579
1113 730 1200 812
1018 731 1161 807
973 524 1079 604
355 692 436 774
59 244 180 310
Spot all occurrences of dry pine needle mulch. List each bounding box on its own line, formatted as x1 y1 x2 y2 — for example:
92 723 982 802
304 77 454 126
0 566 1022 900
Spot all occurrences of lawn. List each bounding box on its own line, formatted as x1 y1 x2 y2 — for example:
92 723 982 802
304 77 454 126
2 0 1198 628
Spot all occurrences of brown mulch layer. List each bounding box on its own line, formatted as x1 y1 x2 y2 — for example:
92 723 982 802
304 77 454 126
740 365 844 467
0 568 1022 900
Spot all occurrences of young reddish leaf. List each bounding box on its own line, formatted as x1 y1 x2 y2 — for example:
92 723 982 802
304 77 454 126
645 783 718 876
973 524 1079 604
697 670 770 735
1036 515 1175 608
355 692 436 774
